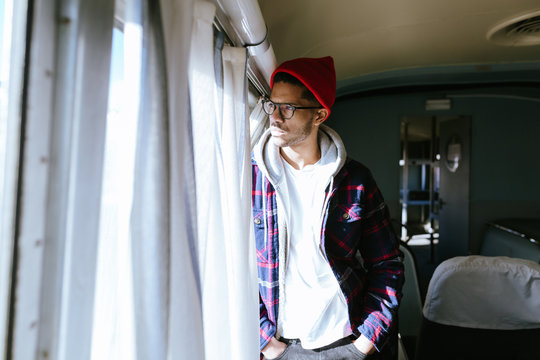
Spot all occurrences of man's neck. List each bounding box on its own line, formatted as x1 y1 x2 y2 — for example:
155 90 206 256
280 136 321 170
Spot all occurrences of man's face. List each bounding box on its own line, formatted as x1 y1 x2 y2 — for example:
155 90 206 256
269 82 320 148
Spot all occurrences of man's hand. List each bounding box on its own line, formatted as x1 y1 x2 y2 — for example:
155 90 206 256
353 334 375 355
261 337 287 359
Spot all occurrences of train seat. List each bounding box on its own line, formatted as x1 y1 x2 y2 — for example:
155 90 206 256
481 219 540 263
397 242 423 359
416 256 540 360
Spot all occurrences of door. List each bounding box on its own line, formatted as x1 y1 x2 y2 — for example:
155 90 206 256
438 117 471 261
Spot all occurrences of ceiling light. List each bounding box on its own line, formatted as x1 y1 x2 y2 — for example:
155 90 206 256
425 99 451 111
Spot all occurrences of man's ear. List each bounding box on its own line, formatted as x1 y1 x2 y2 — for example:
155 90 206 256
313 108 329 126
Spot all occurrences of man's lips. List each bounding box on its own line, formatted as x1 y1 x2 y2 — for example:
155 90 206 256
270 126 286 136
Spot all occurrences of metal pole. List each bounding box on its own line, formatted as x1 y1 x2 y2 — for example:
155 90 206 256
429 116 436 263
402 120 409 241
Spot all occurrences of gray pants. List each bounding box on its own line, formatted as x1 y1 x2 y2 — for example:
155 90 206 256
264 337 367 360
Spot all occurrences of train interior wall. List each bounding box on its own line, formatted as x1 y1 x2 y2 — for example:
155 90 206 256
327 75 540 257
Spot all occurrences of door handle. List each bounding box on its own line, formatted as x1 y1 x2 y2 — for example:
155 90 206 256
438 198 445 210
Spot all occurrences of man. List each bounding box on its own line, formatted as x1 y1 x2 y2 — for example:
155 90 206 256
252 56 404 360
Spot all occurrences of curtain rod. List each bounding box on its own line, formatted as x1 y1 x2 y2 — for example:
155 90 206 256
212 0 276 95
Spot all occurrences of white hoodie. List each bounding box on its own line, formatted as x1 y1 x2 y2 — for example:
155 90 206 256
253 124 351 348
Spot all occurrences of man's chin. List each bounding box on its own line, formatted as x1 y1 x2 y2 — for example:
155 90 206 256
270 136 287 147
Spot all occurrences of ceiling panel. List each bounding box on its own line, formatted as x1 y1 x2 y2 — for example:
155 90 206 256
259 0 540 83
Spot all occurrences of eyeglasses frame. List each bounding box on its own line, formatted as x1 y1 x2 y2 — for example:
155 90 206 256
262 98 323 120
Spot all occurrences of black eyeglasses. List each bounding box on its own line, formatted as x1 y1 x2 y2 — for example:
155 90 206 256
262 98 322 120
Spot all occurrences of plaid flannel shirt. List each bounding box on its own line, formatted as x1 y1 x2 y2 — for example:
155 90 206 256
252 157 404 354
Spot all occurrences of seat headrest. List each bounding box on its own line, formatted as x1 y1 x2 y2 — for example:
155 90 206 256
423 256 540 329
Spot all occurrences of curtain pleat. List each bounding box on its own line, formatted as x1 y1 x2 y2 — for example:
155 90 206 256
219 45 260 360
159 0 206 358
189 2 233 358
130 0 170 359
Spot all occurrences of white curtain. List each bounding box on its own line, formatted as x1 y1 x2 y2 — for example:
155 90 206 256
128 0 207 359
130 0 170 358
129 0 259 358
159 0 206 359
219 45 260 359
188 2 259 360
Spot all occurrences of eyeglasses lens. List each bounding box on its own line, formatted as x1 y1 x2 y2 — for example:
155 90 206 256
263 100 294 119
280 105 294 119
263 100 275 115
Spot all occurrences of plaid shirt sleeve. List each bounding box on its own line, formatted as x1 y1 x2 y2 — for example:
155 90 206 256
355 168 404 350
324 160 404 352
252 159 279 352
259 295 276 350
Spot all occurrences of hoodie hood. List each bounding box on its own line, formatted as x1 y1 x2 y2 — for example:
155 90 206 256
253 124 347 188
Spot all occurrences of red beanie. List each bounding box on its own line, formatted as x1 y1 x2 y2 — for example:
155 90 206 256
270 56 336 117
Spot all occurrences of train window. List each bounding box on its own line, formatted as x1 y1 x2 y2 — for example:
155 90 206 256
91 7 137 360
0 0 27 356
